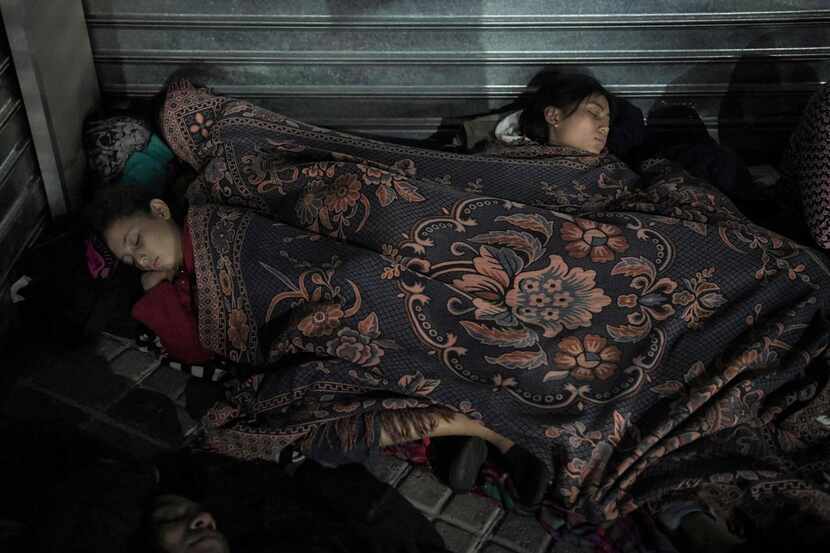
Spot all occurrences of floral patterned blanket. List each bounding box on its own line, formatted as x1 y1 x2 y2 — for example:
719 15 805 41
161 81 830 526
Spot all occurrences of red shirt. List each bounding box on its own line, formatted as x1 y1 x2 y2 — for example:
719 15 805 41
131 224 214 364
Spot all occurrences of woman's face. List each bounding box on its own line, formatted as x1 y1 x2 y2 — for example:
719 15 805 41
151 494 230 553
104 199 183 273
545 93 611 154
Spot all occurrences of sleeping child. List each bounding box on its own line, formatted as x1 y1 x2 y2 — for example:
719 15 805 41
87 186 212 365
86 183 551 508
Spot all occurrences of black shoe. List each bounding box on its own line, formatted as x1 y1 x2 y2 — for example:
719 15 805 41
430 436 488 493
447 437 488 493
502 444 551 509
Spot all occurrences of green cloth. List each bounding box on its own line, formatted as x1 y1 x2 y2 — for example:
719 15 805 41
117 134 174 196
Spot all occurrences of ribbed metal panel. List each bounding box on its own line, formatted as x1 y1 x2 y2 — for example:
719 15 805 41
84 0 829 150
0 13 46 335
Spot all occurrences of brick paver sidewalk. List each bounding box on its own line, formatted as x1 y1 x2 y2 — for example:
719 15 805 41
4 332 560 553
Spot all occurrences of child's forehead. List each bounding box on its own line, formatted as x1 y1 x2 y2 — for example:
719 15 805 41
105 213 148 244
117 211 153 229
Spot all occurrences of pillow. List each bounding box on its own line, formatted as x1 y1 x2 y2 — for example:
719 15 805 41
461 112 505 151
493 110 534 146
782 84 830 248
84 115 151 186
462 110 534 152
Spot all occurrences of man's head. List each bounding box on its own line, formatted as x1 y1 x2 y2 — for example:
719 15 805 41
87 186 183 273
149 494 230 553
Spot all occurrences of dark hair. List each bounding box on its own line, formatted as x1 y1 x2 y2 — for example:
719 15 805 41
520 72 614 144
84 185 157 236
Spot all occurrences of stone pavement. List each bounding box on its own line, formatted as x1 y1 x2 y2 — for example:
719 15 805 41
3 331 561 553
4 332 197 461
365 454 555 553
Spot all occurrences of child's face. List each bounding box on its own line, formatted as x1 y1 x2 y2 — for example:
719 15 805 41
104 199 183 273
545 93 611 154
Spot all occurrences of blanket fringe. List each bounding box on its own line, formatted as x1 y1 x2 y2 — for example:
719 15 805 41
299 405 456 459
373 405 456 447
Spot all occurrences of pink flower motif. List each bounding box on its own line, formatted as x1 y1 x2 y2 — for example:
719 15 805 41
189 112 214 139
298 303 344 337
528 293 550 307
324 174 363 214
560 218 629 263
506 256 611 338
326 328 385 366
553 334 621 381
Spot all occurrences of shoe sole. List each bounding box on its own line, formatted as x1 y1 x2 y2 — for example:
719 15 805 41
447 437 488 492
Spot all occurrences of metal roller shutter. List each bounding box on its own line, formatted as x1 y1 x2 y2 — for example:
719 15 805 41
84 0 828 155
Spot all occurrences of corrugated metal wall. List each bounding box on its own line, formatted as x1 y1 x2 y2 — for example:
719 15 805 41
0 17 45 338
85 0 828 158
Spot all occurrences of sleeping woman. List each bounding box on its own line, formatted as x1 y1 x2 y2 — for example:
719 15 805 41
89 78 830 535
488 72 613 156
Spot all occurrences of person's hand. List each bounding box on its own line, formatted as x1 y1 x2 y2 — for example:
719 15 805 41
141 270 175 291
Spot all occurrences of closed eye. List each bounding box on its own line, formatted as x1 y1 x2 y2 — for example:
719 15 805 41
121 233 140 265
586 101 608 118
154 513 189 527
